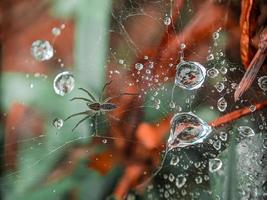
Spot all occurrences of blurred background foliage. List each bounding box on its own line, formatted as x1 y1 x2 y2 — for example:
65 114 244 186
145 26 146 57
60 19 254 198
0 0 266 200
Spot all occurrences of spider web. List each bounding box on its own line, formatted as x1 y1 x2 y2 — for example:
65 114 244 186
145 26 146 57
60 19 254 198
1 0 267 199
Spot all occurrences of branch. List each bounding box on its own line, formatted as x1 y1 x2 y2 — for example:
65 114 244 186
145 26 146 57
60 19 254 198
209 99 267 127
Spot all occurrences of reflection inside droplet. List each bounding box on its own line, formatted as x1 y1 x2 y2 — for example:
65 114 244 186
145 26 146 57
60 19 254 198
168 112 212 149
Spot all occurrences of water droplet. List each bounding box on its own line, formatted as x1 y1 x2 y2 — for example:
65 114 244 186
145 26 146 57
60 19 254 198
219 132 227 141
102 139 107 144
180 43 186 50
52 27 61 36
263 138 267 149
214 82 225 92
53 71 75 96
170 155 179 165
53 118 64 129
217 97 227 112
168 173 175 182
258 76 267 91
118 59 124 64
207 54 214 61
209 158 222 172
163 16 171 25
249 105 256 112
219 66 228 74
207 68 219 78
135 63 143 70
195 176 202 184
238 126 255 137
169 101 175 109
168 112 212 149
31 40 54 61
213 140 221 150
212 32 219 40
175 174 186 188
175 61 206 90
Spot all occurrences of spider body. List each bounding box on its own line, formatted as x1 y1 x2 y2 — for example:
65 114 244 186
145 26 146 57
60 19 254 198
87 102 117 112
65 81 138 133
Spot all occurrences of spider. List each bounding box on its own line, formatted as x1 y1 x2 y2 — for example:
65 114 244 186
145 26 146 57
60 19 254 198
64 80 138 134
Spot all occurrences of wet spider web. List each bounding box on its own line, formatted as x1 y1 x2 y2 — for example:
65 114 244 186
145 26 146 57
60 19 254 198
1 0 267 199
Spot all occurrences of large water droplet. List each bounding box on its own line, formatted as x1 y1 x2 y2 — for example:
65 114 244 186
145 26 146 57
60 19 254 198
31 40 54 61
53 118 64 129
209 158 222 172
238 126 255 137
175 61 206 90
53 71 75 96
258 76 267 91
217 97 227 112
175 174 186 188
168 112 212 149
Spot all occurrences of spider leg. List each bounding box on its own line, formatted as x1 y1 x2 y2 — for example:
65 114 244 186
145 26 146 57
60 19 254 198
70 97 93 103
64 111 89 121
103 92 139 103
99 80 113 101
71 115 91 132
78 88 97 102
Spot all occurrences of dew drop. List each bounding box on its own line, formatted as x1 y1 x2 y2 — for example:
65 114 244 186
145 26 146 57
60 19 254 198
195 176 202 184
207 67 219 78
209 158 222 172
214 82 225 92
175 174 186 188
258 76 267 91
207 54 214 61
249 105 256 112
219 131 227 141
180 43 186 50
263 138 267 149
219 66 228 75
169 101 176 109
53 118 64 129
168 112 212 149
168 173 175 182
31 40 54 61
213 140 221 150
217 97 227 112
212 32 219 40
102 139 107 144
135 63 143 71
53 71 75 96
170 155 179 166
238 126 255 137
52 27 61 36
175 61 206 90
163 16 171 25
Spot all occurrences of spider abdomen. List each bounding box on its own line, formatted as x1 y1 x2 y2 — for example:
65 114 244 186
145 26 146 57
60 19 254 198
100 103 117 111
